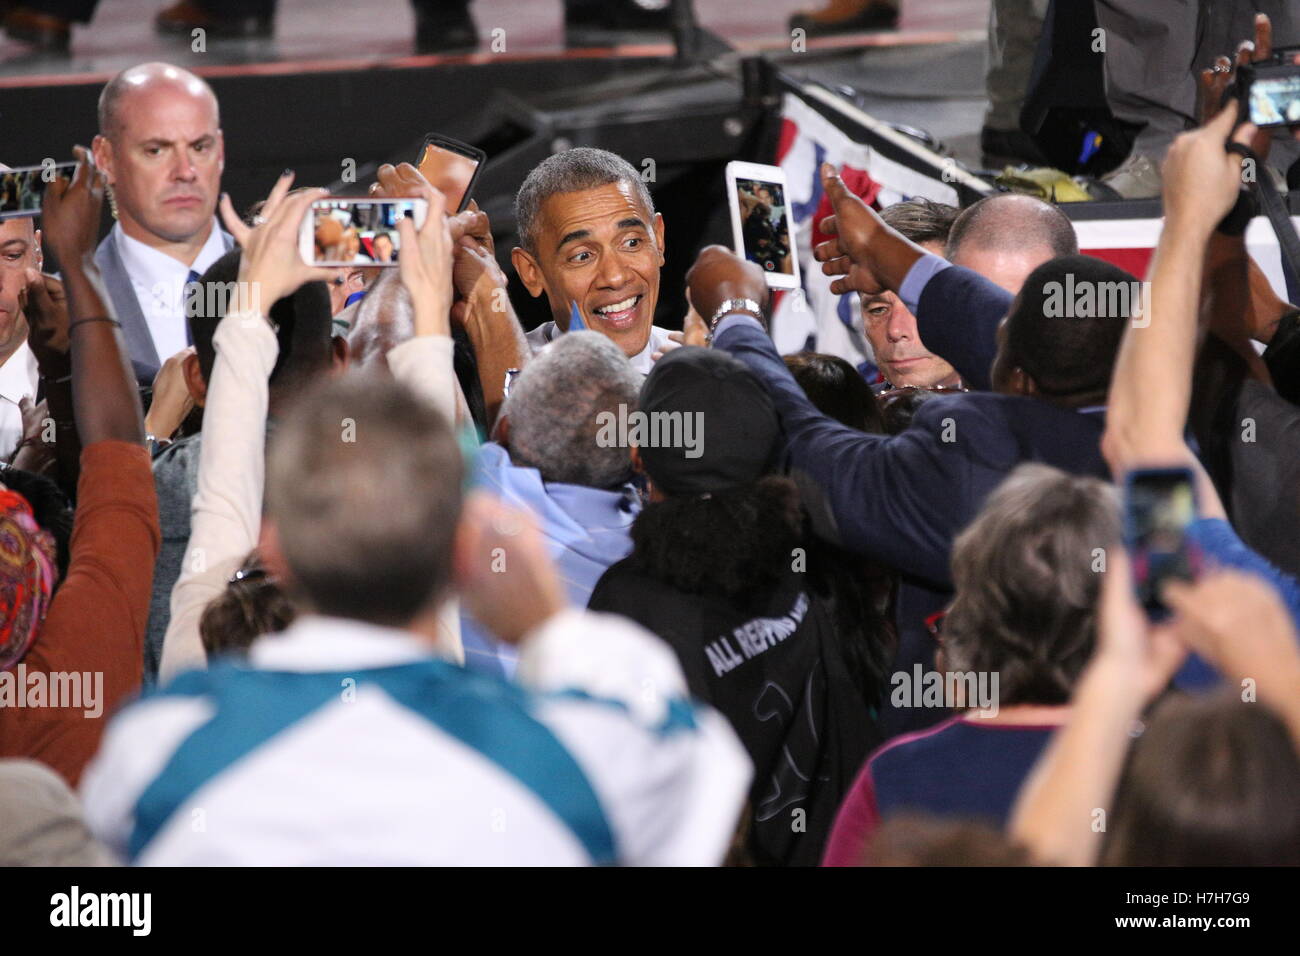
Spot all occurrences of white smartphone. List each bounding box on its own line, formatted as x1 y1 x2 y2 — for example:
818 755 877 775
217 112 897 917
299 197 429 268
0 161 78 220
725 161 801 290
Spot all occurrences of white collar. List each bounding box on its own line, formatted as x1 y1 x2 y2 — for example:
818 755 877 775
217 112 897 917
0 342 37 405
248 614 442 672
540 321 669 374
114 218 227 288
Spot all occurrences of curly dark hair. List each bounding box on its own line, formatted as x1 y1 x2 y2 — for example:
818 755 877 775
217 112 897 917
942 464 1119 706
1102 690 1300 866
628 476 803 601
1 468 73 584
627 475 894 707
199 551 295 659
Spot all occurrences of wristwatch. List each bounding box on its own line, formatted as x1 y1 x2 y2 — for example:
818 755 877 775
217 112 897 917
705 298 765 345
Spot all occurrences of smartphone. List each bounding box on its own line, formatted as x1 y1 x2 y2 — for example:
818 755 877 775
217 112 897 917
1247 61 1300 127
299 198 428 268
725 161 801 291
0 162 78 221
1123 467 1204 620
416 134 485 213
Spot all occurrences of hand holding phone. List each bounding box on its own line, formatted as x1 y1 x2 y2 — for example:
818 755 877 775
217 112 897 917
1123 467 1204 620
416 134 485 213
725 161 801 290
299 198 429 268
0 161 78 221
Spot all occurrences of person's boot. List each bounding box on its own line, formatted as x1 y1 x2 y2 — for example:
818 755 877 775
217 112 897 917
2 6 71 53
1097 153 1161 200
980 126 1050 169
565 0 674 48
788 0 899 38
155 1 273 39
414 1 479 54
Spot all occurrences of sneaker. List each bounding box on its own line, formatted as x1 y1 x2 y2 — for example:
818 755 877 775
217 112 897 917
1098 153 1161 200
788 1 898 38
3 6 71 52
155 0 272 39
980 126 1050 169
415 1 478 54
565 0 673 48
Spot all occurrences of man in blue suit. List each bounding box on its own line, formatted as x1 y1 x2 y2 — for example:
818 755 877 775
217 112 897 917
683 165 1138 736
89 62 235 387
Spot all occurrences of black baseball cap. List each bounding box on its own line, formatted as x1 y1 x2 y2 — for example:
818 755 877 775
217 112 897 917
637 346 782 495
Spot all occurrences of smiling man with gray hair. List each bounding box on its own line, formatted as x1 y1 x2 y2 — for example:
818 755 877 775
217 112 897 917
512 148 676 372
463 330 643 677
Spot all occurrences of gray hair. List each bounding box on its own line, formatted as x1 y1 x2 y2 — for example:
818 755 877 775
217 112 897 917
503 330 641 488
267 371 463 626
515 147 654 255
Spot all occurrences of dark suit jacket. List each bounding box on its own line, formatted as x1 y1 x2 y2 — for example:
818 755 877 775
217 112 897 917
715 318 1110 737
716 319 1109 587
94 227 236 385
913 262 1014 393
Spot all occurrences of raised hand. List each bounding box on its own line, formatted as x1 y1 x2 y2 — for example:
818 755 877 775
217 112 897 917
19 269 71 381
1160 105 1259 238
684 244 769 333
1163 571 1300 698
236 185 336 313
219 168 297 248
396 183 454 336
40 145 105 269
813 163 917 297
454 491 567 645
1095 549 1187 703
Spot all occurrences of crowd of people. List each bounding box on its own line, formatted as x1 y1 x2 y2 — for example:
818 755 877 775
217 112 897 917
0 15 1299 866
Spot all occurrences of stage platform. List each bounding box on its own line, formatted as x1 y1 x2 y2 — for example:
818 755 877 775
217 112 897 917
0 0 987 80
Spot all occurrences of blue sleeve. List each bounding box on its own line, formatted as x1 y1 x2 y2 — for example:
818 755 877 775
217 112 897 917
1186 517 1300 624
713 319 974 587
913 264 1014 392
1171 518 1300 690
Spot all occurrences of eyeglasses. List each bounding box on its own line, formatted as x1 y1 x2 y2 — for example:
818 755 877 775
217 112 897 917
229 565 271 587
924 609 948 645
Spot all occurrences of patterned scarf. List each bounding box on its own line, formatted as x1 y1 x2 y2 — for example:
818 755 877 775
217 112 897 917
0 489 57 672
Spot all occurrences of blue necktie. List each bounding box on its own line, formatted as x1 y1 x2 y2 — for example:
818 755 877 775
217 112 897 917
184 269 200 346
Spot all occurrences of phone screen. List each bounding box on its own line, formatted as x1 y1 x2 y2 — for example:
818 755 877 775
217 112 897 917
1125 469 1201 618
0 163 78 220
735 178 795 279
307 199 422 267
417 142 480 212
1249 67 1300 126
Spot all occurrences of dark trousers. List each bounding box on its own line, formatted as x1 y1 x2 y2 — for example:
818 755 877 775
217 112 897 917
26 0 469 24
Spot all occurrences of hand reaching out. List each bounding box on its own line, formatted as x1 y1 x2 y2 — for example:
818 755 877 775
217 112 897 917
1094 549 1188 703
396 184 454 336
1163 571 1300 702
236 179 336 313
813 163 920 297
454 492 567 645
39 146 106 270
145 346 197 441
19 270 71 381
684 245 769 333
1160 105 1258 238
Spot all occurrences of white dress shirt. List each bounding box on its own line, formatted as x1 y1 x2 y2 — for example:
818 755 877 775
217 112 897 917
84 610 752 866
114 219 228 364
525 320 674 375
0 341 39 460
